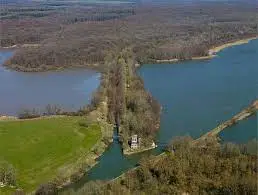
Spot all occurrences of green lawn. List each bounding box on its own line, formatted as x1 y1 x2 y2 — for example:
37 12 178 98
0 116 101 193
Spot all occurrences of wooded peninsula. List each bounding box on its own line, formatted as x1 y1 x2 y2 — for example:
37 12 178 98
0 0 257 194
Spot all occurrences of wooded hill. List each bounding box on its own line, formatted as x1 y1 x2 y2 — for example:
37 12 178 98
2 1 258 71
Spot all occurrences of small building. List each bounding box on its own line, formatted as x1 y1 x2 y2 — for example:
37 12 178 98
130 134 139 149
152 141 157 148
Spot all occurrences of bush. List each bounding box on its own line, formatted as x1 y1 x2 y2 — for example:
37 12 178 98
35 182 58 195
18 108 40 119
13 190 25 195
78 120 91 128
0 161 16 186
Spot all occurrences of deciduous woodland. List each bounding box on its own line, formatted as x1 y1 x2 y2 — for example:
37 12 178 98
1 1 258 71
61 137 258 195
1 0 258 194
104 49 160 147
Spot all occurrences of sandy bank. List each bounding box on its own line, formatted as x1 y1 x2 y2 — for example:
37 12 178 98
191 36 258 60
209 36 258 54
156 36 258 63
1 44 40 49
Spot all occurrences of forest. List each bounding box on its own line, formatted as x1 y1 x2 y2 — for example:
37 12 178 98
1 1 258 194
35 137 257 195
1 1 258 71
104 49 160 146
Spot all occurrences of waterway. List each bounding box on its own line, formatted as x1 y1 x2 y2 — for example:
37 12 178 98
68 38 258 191
0 50 100 116
219 112 257 144
1 39 257 191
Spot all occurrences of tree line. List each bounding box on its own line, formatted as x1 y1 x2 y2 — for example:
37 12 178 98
103 49 160 146
2 2 257 71
61 137 258 195
0 161 16 187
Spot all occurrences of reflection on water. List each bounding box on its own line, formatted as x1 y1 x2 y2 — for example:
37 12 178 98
219 113 257 144
2 38 257 192
70 39 258 190
0 50 100 116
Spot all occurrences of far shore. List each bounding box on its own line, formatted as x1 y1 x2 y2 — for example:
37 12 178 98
156 36 258 63
209 36 258 54
1 36 258 73
1 44 40 49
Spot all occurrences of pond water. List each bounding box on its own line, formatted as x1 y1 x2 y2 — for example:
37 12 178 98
0 50 100 116
67 38 258 191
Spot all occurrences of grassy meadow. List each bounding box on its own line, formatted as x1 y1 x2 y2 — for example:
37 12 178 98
0 116 102 193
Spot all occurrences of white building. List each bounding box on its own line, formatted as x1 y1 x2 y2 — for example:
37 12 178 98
131 134 138 149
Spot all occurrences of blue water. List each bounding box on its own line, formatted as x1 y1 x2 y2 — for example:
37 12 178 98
67 39 258 192
139 39 258 144
72 129 147 188
0 50 100 116
219 112 257 144
2 39 257 191
64 40 258 193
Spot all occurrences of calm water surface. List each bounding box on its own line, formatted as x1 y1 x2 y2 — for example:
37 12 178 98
219 112 257 144
70 38 258 189
139 39 258 144
0 50 100 116
2 39 257 191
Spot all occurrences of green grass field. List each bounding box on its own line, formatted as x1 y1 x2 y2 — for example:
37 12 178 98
0 116 101 193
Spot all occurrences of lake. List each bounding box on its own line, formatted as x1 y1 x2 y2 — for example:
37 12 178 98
0 50 100 116
219 112 257 144
69 38 258 190
139 39 258 144
1 39 257 191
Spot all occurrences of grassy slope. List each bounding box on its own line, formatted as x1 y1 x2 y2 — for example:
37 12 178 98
0 116 101 192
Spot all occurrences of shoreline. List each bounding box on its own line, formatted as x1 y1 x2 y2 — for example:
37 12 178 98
0 101 114 194
193 100 258 145
2 62 102 73
1 36 257 73
110 100 258 185
123 144 157 155
52 99 114 191
156 36 258 63
1 36 257 193
0 44 40 49
208 36 258 54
